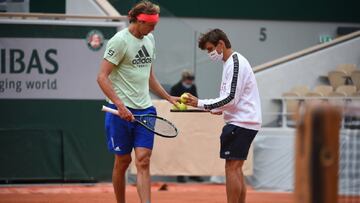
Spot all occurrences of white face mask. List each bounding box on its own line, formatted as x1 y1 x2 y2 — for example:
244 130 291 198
208 48 223 62
182 82 193 89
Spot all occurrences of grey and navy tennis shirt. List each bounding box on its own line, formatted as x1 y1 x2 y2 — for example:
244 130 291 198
198 52 262 131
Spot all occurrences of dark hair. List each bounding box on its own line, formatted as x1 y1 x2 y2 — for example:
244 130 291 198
198 28 231 50
128 1 160 23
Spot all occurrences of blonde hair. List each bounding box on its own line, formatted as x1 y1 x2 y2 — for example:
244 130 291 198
128 1 160 23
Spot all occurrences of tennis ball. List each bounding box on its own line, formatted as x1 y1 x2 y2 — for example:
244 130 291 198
180 93 189 103
172 102 187 110
172 102 181 110
171 103 180 110
177 102 188 111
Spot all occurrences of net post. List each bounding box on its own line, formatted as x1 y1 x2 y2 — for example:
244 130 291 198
295 103 342 203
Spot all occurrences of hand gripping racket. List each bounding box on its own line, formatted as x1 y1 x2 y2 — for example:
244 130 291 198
102 105 178 138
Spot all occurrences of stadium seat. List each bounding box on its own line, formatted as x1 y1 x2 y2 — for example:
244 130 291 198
328 92 346 106
327 91 346 105
353 91 360 97
351 70 360 90
336 64 358 76
328 91 346 97
328 70 347 89
305 92 323 97
304 92 323 105
336 85 357 96
290 85 309 96
314 85 333 96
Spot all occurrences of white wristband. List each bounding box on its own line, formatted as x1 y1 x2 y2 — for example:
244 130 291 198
197 100 205 108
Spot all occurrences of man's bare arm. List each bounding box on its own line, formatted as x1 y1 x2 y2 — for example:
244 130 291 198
149 66 178 105
97 59 134 121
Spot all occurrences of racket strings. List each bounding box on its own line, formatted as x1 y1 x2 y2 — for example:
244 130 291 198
140 116 156 131
137 115 178 137
153 118 177 137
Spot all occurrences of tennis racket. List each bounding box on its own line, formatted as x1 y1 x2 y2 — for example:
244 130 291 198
101 105 178 138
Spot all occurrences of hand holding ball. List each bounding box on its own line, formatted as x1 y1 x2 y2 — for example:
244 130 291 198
180 93 189 103
171 93 190 111
180 93 198 107
177 102 188 110
172 101 188 111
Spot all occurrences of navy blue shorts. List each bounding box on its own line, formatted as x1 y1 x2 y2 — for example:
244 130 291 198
104 103 157 155
220 124 258 160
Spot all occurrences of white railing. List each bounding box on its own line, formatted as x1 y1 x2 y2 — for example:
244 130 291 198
253 31 360 73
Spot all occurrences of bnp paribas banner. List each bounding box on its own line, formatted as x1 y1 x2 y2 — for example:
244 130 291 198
0 22 123 100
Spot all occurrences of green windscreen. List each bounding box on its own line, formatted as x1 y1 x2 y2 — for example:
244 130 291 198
110 0 360 23
30 0 66 13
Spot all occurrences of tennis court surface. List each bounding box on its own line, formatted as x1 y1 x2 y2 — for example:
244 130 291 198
0 183 293 203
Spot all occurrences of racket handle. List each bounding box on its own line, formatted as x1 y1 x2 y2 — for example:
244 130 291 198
101 105 119 115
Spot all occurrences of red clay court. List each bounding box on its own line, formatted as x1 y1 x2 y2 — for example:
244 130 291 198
0 183 294 203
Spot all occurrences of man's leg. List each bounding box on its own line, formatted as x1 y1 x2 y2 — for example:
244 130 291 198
112 154 132 203
239 165 247 203
225 160 245 203
134 147 152 203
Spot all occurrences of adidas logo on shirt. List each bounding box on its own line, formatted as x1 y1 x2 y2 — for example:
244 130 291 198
132 45 152 67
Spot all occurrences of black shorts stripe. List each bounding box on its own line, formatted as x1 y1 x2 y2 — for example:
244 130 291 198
204 54 239 110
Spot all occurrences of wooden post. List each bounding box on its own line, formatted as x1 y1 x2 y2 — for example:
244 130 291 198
295 103 341 203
